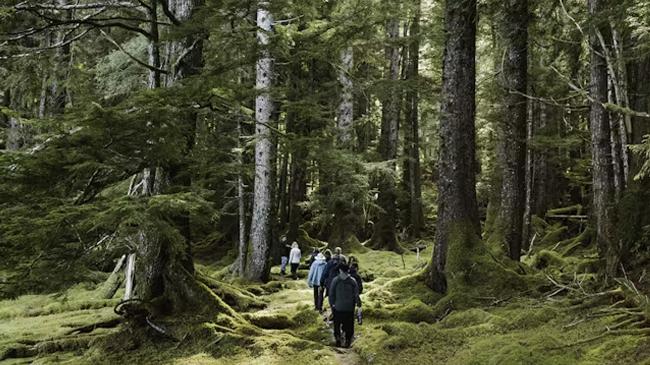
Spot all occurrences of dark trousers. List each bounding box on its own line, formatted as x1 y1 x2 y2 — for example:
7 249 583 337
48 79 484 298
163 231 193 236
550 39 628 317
333 310 354 345
313 286 323 311
290 263 299 278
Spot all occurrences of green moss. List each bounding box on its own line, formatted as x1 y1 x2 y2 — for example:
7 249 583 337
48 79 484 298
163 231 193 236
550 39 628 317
582 336 648 364
440 308 493 328
538 225 568 247
394 299 436 323
530 249 567 269
245 313 295 329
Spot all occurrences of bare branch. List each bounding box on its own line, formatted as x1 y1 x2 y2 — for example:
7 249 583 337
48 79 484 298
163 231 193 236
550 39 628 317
99 29 169 74
549 65 650 119
15 1 144 12
29 9 153 39
0 28 92 59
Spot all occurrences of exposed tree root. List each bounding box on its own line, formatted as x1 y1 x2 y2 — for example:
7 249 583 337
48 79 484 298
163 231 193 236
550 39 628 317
1 334 103 361
65 318 122 335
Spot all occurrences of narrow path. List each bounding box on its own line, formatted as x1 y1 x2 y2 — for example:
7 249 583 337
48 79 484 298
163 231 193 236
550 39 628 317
256 273 363 365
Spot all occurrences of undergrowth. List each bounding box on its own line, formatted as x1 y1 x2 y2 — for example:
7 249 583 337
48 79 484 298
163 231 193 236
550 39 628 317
1 230 649 364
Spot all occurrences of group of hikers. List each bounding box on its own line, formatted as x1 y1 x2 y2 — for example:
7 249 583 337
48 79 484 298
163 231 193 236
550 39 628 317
280 241 362 348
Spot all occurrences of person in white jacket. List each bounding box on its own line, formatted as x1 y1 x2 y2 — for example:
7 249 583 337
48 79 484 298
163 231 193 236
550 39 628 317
288 242 302 279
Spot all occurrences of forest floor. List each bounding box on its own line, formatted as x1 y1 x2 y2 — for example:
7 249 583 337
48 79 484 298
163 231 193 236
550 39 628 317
1 247 649 364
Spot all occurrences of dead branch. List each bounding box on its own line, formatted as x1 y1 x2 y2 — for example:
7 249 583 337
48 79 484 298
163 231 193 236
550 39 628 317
99 29 169 74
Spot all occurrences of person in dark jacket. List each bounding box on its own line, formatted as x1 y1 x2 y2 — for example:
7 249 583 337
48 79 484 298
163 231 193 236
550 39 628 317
329 263 361 347
321 251 346 297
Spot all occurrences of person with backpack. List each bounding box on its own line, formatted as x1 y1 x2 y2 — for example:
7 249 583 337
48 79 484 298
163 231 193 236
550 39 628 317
307 252 327 312
328 263 361 348
288 242 302 279
320 248 346 297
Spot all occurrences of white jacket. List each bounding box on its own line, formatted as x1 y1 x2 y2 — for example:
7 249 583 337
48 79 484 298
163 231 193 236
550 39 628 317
289 247 302 264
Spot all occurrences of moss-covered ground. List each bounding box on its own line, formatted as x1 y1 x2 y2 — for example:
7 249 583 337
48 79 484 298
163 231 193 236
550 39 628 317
1 241 649 364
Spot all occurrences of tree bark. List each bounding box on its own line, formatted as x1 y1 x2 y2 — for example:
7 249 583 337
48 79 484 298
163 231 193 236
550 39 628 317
522 98 535 251
38 0 71 118
338 47 354 146
126 0 204 312
370 15 401 252
426 0 480 293
2 89 21 151
629 56 650 184
354 62 372 153
588 0 618 278
245 1 274 281
494 0 528 261
402 0 424 239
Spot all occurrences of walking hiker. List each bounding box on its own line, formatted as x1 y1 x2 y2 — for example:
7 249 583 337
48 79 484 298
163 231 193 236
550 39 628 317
289 242 302 279
321 247 346 297
318 249 332 311
329 263 361 348
307 252 327 311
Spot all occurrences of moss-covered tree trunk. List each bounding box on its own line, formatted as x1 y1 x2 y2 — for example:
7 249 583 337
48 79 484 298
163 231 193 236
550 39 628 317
493 0 528 261
371 14 401 252
426 0 480 293
588 0 618 278
244 1 274 281
127 0 208 313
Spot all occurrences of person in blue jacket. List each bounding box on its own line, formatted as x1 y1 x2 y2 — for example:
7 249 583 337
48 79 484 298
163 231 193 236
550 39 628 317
307 252 327 312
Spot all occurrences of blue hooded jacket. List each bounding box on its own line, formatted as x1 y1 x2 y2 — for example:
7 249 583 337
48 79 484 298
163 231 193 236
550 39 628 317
307 255 327 288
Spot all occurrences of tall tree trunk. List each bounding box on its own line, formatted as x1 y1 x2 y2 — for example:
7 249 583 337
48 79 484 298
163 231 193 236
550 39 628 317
284 45 309 246
494 0 528 261
245 1 274 281
277 151 289 228
2 89 21 150
354 62 372 153
522 98 535 251
425 0 480 293
38 0 71 118
402 0 424 239
338 47 354 146
629 56 650 185
608 76 625 200
127 0 205 311
235 120 249 275
588 0 618 278
370 15 401 252
611 27 630 186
